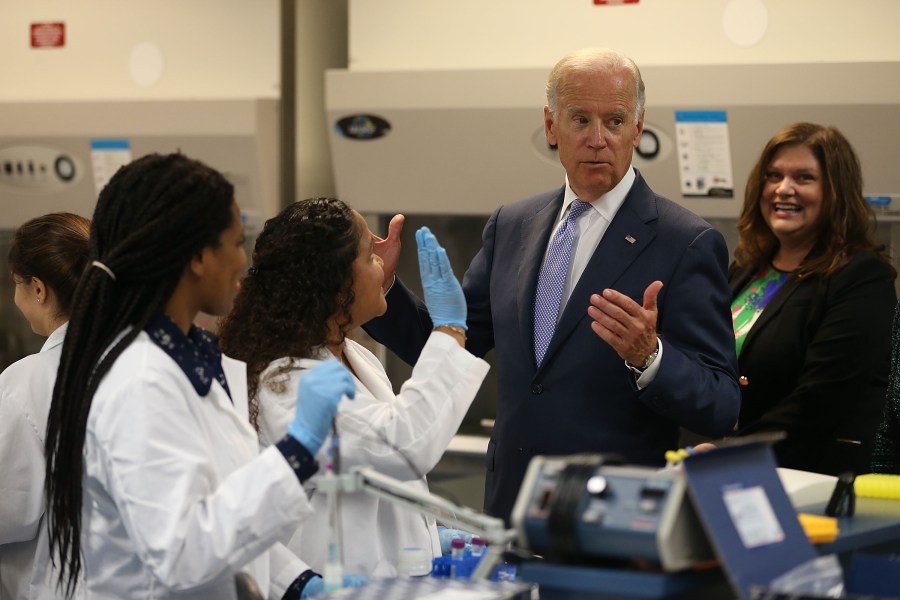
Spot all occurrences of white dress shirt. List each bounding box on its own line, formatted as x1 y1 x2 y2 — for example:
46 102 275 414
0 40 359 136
546 166 663 386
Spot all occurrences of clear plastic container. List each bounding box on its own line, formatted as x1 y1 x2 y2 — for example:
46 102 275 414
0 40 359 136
397 547 432 577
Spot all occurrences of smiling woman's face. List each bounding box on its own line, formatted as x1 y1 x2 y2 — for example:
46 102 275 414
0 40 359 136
760 143 824 251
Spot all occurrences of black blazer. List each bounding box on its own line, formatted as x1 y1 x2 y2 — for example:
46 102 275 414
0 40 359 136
871 300 900 474
730 252 896 475
367 171 740 523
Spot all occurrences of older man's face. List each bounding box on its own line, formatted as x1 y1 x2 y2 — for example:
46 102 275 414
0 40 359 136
544 67 643 202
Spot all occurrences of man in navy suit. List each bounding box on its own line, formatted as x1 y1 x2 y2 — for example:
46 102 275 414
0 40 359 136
365 48 740 524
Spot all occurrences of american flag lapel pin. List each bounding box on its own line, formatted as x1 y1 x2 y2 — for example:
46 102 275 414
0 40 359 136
625 235 637 244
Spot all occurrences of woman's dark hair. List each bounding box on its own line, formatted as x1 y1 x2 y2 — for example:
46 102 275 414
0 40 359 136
734 121 894 278
44 153 236 597
8 212 91 318
219 198 359 428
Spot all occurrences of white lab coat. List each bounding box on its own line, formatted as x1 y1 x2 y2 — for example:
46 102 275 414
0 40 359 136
81 331 314 599
0 324 78 600
256 331 489 578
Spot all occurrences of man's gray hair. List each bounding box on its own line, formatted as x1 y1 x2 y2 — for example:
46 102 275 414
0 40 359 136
546 48 646 125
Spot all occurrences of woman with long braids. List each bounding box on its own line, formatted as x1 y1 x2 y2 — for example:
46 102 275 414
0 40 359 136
219 198 488 579
0 213 90 600
43 154 358 599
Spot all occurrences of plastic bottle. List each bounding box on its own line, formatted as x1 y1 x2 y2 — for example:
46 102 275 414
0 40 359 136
449 538 466 579
450 537 466 560
470 536 486 558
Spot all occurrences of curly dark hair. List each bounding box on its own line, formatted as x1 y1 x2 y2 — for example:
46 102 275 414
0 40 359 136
219 198 360 428
734 121 894 278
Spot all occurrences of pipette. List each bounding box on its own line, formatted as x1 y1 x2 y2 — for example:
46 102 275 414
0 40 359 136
323 420 343 592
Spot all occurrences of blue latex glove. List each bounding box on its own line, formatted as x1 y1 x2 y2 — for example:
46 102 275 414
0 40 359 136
437 525 474 555
288 359 355 455
416 226 466 329
300 574 368 598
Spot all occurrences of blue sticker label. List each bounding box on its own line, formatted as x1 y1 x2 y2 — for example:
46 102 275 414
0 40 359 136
90 139 130 150
675 110 728 123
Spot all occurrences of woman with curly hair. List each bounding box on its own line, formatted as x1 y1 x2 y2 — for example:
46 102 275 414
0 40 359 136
729 122 896 475
219 198 489 580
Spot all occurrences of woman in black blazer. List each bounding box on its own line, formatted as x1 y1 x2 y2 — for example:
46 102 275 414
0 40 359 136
730 122 896 476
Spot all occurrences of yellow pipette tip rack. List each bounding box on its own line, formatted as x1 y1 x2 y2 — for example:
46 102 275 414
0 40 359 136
854 473 900 500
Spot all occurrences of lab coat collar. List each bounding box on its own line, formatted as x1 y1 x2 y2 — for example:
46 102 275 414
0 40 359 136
41 321 68 353
144 313 231 400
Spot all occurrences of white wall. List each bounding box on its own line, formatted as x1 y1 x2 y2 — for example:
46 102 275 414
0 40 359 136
348 0 900 70
4 0 898 200
1 1 279 101
1 1 350 199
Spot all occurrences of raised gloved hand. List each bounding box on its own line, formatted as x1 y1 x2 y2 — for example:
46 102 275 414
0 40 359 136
437 525 474 555
288 359 355 455
416 226 466 330
300 573 368 598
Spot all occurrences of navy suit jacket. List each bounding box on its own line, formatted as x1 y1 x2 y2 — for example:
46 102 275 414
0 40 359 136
365 170 740 522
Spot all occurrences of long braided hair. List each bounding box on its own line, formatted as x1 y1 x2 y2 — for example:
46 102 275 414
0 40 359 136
219 198 359 430
44 153 235 596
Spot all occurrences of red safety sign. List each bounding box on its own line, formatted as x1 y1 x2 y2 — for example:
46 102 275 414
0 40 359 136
31 22 66 48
